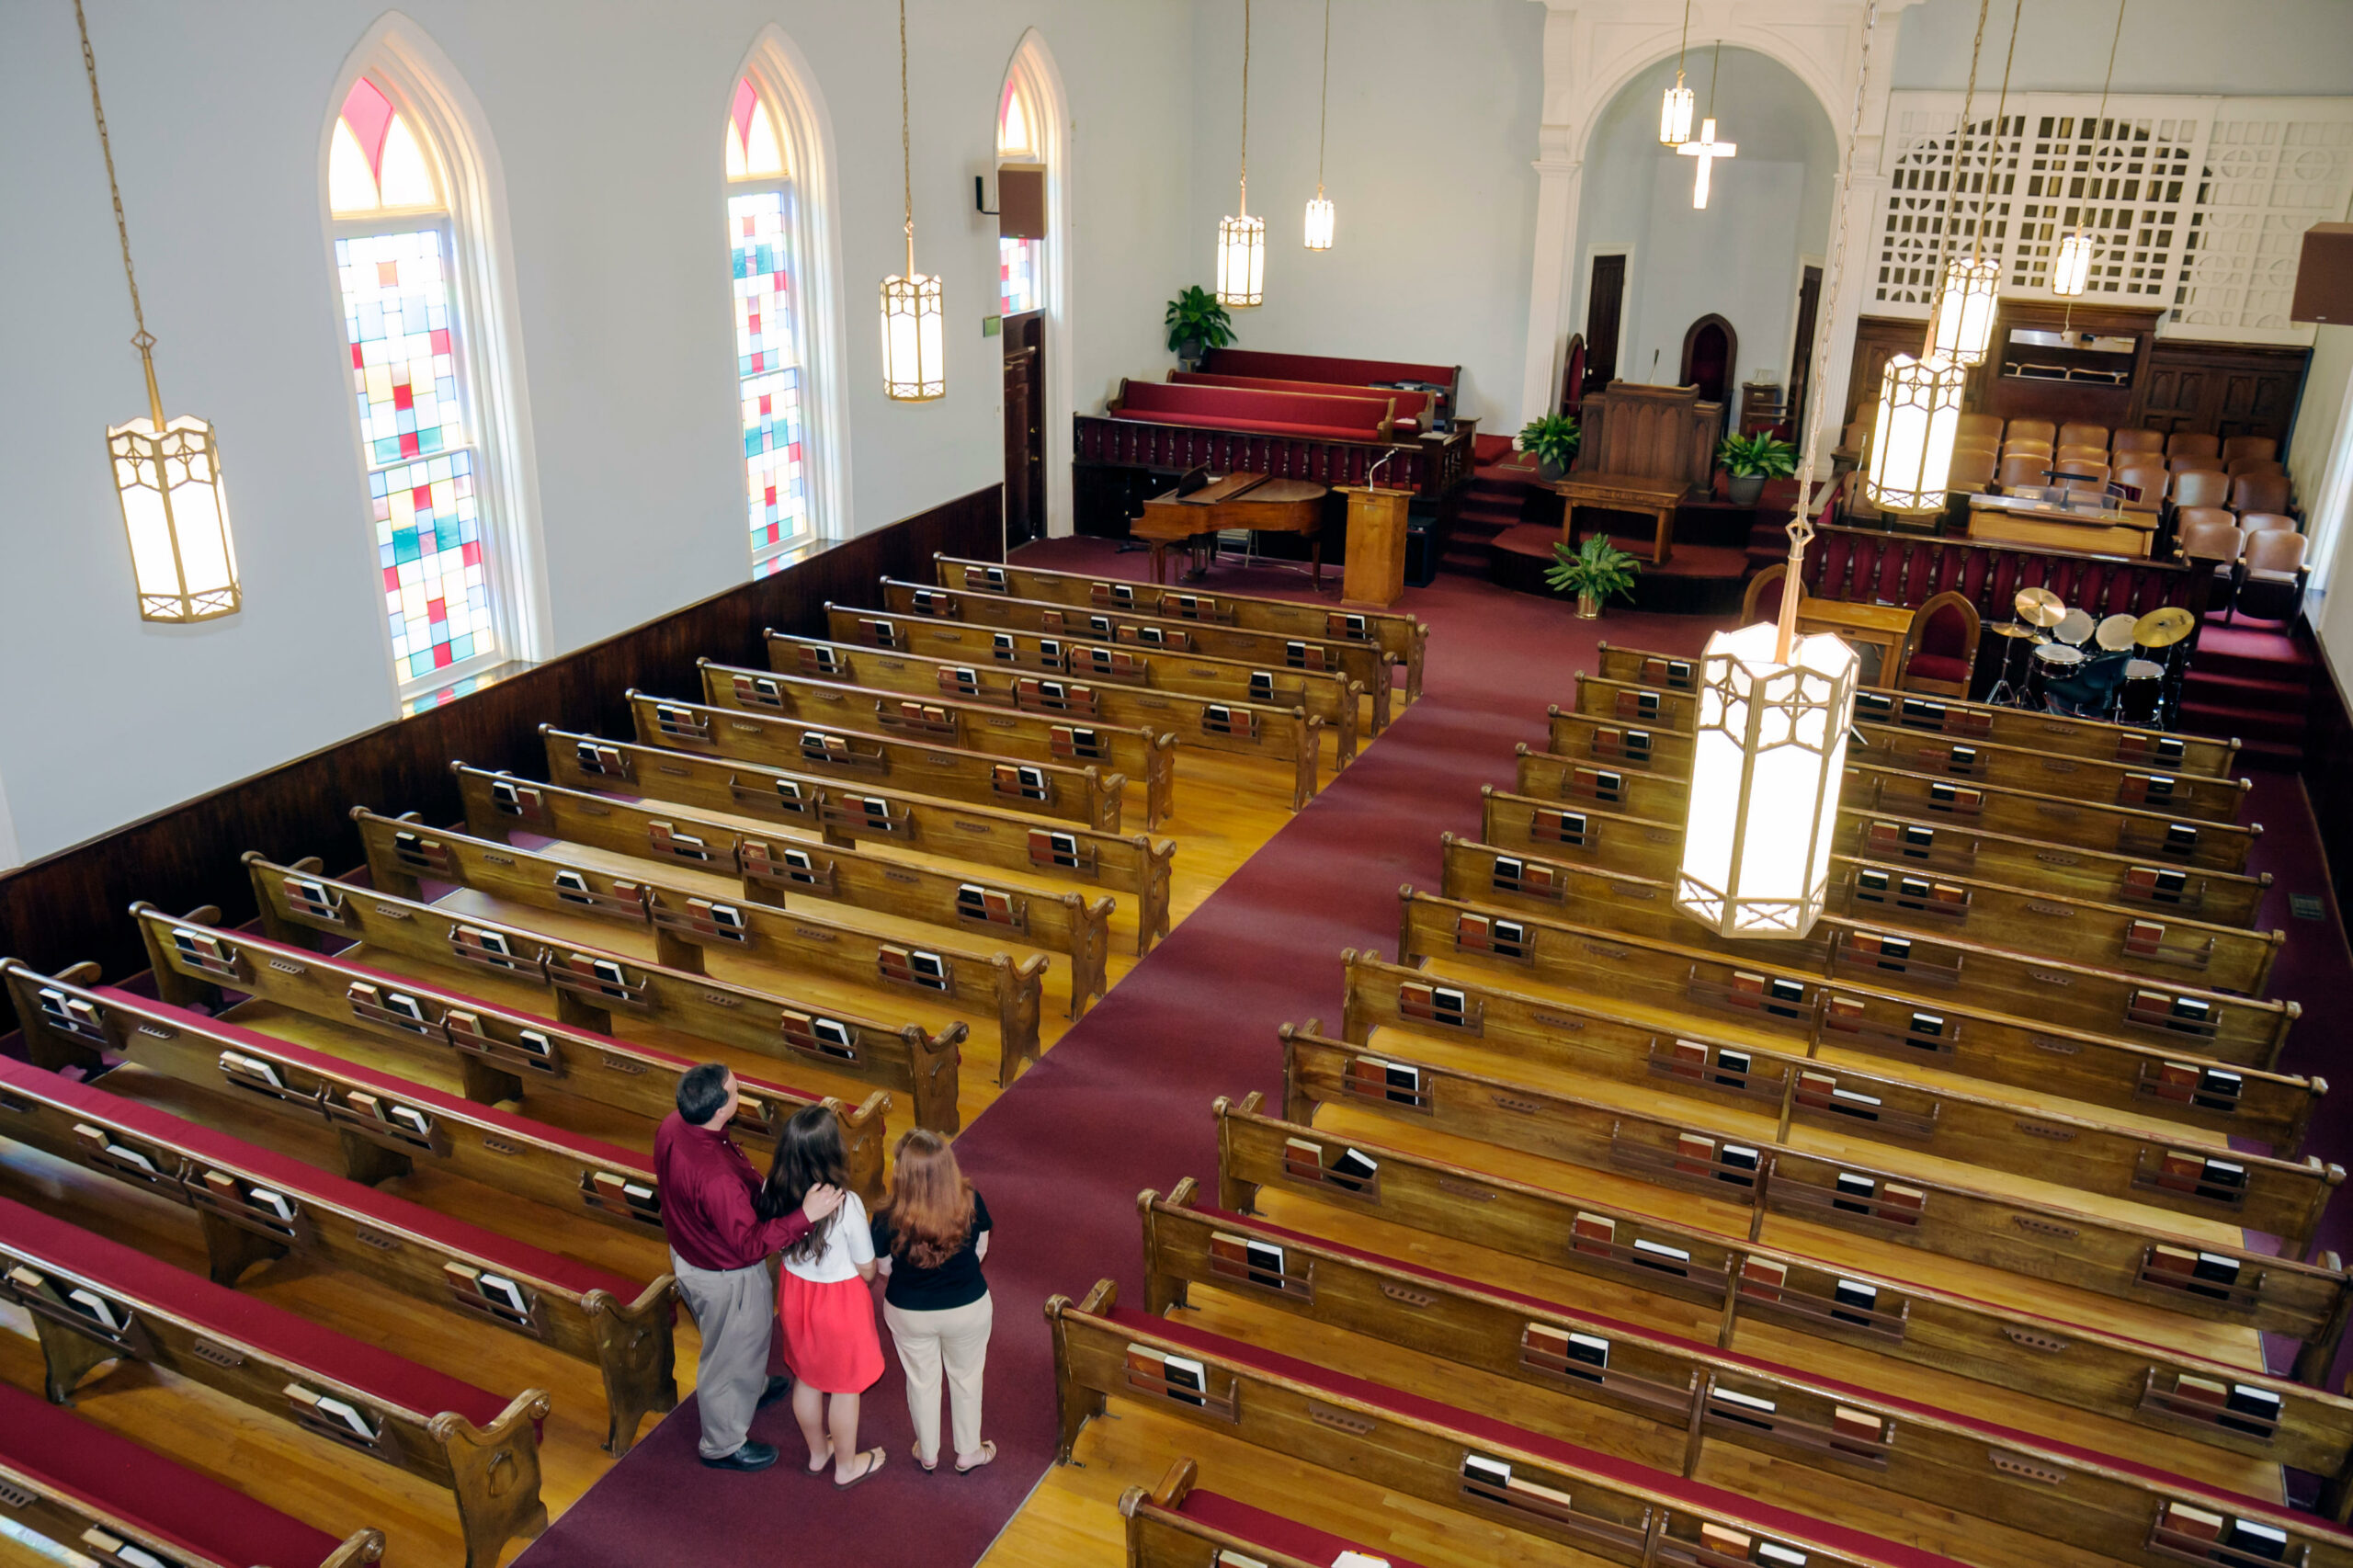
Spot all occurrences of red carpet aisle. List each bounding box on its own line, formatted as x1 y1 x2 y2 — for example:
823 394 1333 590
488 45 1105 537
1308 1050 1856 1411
514 540 2352 1565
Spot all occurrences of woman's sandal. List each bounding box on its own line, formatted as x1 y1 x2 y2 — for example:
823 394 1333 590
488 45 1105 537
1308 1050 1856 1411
913 1444 938 1473
835 1448 886 1490
954 1440 997 1475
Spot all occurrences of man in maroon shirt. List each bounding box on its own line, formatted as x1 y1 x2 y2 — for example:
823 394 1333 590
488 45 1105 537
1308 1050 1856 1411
657 1062 844 1470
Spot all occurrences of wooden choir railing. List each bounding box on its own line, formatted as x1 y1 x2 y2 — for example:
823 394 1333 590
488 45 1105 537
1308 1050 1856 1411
1802 524 2210 623
1073 415 1472 498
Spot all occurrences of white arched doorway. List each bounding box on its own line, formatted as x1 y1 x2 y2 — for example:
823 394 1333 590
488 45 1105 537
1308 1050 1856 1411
995 31 1074 540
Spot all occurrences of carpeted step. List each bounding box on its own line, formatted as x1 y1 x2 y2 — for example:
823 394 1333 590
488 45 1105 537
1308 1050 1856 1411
2179 668 2312 711
2174 698 2307 746
2222 735 2306 770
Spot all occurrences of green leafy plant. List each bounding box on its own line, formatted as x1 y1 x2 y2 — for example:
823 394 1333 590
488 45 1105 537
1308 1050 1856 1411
1719 431 1800 479
1518 413 1582 471
1545 533 1643 605
1164 287 1236 354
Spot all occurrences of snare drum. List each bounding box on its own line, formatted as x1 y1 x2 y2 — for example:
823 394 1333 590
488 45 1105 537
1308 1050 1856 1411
2052 608 2096 650
2119 659 2165 725
2029 642 2083 707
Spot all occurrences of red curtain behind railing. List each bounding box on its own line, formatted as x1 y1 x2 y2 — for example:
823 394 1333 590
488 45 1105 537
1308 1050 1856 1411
1802 526 2207 623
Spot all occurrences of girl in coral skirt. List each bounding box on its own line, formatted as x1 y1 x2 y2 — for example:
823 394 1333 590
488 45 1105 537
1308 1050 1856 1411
760 1107 885 1487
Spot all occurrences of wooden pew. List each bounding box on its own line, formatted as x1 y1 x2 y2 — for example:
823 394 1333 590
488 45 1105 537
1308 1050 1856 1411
1482 781 2276 929
119 903 890 1202
628 688 1125 833
1848 721 2250 824
825 603 1366 767
1140 1185 2353 1546
437 772 1110 1017
1594 641 2244 778
0 1055 674 1458
1336 943 2315 1165
698 655 1177 829
540 725 1175 952
370 796 1050 1082
0 1199 540 1568
1051 1276 1994 1568
1436 835 2299 1062
0 1380 384 1568
767 631 1324 812
1215 1090 2353 1404
1509 759 2284 992
1285 1017 2337 1301
938 551 1429 702
6 962 672 1234
876 574 1395 734
1121 1460 1424 1568
243 853 965 1134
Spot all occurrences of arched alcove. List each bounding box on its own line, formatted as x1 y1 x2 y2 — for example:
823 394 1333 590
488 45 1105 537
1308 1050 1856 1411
996 30 1074 539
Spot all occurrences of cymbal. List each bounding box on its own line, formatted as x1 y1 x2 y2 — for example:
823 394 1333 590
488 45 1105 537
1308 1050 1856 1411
2135 606 2197 647
2015 586 2066 628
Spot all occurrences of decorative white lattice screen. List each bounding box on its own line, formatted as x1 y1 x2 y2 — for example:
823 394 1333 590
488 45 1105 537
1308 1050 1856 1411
1870 92 2353 341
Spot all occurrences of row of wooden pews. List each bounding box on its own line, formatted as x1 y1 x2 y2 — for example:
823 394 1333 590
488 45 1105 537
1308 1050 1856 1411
0 555 1426 1567
1027 641 2353 1568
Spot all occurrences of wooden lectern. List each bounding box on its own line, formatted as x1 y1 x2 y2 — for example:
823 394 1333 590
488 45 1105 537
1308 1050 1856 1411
1339 485 1412 608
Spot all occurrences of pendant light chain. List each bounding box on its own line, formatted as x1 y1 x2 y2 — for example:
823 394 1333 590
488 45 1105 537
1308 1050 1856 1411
1933 0 1990 312
1972 0 2022 265
1237 0 1251 215
75 0 165 425
1707 37 1722 119
898 0 914 274
1675 0 1692 84
1314 0 1330 194
2092 0 2123 131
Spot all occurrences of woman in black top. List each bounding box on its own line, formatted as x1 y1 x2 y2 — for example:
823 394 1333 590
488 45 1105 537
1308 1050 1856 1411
870 1130 995 1472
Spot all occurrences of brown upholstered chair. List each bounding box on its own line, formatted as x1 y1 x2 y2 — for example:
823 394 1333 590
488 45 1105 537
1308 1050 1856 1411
2109 428 2165 454
2222 435 2279 463
2058 423 2109 451
1904 591 1981 698
2006 418 2057 448
2234 527 2306 622
2171 469 2232 508
2052 458 2110 486
1998 453 2052 488
1947 447 1998 492
1743 563 1800 624
1957 413 2004 445
2237 510 2298 536
2113 461 2168 512
2168 453 2225 474
2230 472 2291 516
2055 444 2110 465
2227 457 2286 478
2168 431 2222 459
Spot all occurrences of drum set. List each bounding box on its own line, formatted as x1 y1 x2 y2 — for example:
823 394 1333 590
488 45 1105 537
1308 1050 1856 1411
1983 588 2193 723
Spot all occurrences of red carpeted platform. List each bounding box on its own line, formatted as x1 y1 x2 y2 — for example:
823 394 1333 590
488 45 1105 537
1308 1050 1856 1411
516 540 2352 1565
1488 521 1748 615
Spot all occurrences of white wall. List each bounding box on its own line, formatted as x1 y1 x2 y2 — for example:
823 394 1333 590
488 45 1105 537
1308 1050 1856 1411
1181 0 1545 426
0 0 1193 865
1891 0 2353 95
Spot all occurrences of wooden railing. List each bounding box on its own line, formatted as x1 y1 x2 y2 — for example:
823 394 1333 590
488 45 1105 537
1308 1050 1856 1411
1073 415 1473 498
1800 524 2211 624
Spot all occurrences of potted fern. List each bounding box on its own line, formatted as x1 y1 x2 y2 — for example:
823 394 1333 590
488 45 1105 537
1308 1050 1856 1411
1165 286 1235 369
1518 413 1582 483
1719 431 1799 505
1546 533 1643 619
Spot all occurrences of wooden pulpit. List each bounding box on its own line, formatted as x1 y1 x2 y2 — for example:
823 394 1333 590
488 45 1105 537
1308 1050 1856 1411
1556 380 1725 565
1339 486 1412 608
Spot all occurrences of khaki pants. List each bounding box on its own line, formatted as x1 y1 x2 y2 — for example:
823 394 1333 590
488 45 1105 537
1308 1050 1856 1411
671 1248 776 1459
884 1292 993 1460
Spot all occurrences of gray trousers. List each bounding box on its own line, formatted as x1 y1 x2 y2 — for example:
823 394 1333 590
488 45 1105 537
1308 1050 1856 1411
671 1249 777 1458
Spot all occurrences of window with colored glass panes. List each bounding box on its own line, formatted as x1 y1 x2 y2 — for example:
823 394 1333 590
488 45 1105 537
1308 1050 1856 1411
996 74 1042 318
727 79 813 572
999 236 1038 316
329 77 500 688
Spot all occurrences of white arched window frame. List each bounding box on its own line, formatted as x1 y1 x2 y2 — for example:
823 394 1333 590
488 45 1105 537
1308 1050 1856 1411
728 35 850 572
321 21 547 705
996 33 1074 536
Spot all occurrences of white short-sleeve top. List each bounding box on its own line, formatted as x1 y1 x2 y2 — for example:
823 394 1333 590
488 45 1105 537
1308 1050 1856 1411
782 1191 875 1283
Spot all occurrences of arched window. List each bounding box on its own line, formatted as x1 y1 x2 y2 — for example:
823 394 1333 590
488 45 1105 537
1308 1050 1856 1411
728 75 816 575
996 76 1043 317
329 75 506 693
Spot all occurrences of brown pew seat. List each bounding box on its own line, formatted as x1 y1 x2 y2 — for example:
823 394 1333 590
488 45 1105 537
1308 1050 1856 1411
0 1379 381 1568
1131 1469 1433 1568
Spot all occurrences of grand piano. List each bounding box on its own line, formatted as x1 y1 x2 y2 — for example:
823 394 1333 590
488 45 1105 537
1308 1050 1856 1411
1134 468 1329 585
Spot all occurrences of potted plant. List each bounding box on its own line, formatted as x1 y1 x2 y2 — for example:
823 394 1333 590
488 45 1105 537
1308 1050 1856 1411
1545 532 1643 619
1518 413 1582 483
1165 286 1235 369
1719 431 1799 506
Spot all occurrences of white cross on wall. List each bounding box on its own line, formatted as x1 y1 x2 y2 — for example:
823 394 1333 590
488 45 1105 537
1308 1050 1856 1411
1678 117 1737 210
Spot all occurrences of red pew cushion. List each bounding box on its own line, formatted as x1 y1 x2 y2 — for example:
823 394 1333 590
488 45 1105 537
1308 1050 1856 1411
0 1192 516 1431
1201 347 1457 394
1109 407 1374 441
1117 380 1390 435
0 1053 626 1302
0 1379 349 1568
1178 1485 1431 1567
1171 371 1431 424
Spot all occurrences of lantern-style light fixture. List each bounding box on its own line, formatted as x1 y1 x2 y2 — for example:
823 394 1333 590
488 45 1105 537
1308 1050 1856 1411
1217 0 1265 305
1304 0 1336 251
1864 353 1968 513
1673 0 1893 942
2051 230 2096 298
2052 0 2125 300
1660 0 1696 147
881 0 944 401
78 0 241 623
1923 0 2019 367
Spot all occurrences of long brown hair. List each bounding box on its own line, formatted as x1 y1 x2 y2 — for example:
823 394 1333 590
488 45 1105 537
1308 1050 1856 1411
756 1106 849 1264
875 1131 976 1270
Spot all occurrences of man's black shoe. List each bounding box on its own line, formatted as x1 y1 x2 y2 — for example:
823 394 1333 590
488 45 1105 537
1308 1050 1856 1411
756 1375 792 1409
701 1440 780 1471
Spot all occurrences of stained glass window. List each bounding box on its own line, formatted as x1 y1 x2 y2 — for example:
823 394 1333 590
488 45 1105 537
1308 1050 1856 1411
728 78 813 569
331 77 503 688
997 76 1042 317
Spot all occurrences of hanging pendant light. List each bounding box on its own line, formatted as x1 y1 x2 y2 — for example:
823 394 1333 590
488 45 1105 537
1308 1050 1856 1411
881 0 943 401
77 0 241 623
1676 0 1888 942
1677 45 1736 211
1217 0 1265 303
1925 0 2018 367
1864 352 1968 513
1303 0 1335 250
2052 0 2125 299
1659 0 1696 147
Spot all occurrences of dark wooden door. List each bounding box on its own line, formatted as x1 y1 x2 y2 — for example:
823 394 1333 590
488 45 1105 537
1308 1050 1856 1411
1003 310 1044 545
1584 254 1626 393
1786 265 1823 429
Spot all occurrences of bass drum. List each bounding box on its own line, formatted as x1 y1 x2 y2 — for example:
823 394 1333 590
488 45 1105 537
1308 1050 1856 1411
2118 659 2165 726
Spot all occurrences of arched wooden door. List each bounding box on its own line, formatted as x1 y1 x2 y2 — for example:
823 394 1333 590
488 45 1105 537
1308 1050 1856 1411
1679 313 1737 405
